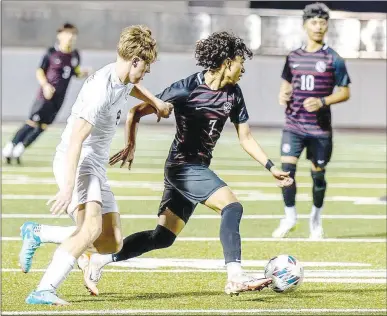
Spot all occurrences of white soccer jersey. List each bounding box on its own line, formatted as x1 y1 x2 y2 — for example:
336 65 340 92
56 63 133 175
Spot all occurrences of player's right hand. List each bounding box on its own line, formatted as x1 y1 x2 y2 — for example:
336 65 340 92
47 188 72 215
278 88 292 106
153 101 174 122
43 83 55 100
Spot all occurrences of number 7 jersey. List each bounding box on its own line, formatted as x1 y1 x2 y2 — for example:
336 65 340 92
281 44 351 137
156 71 249 167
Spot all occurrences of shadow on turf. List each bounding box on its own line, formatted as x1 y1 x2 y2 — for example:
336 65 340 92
67 290 225 303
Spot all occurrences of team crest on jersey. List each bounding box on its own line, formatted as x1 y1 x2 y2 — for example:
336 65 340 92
223 102 233 114
71 57 79 67
315 61 327 73
54 58 61 65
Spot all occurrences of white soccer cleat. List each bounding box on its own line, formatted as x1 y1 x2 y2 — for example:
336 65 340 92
83 254 104 296
309 225 324 240
12 142 25 158
272 219 297 238
225 274 272 296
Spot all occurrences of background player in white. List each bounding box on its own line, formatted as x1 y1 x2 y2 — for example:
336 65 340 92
24 25 172 306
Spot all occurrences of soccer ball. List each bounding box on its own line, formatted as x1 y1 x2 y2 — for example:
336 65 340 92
264 254 304 293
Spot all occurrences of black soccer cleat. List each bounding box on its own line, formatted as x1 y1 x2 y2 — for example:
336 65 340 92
5 157 11 165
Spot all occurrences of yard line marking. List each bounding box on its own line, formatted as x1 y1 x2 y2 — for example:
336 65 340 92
2 214 386 220
2 237 385 243
2 194 386 205
3 167 386 179
3 176 386 189
2 308 387 315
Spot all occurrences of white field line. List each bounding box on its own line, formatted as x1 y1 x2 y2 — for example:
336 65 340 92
3 194 386 205
7 155 387 169
3 166 386 179
2 176 386 189
2 309 387 315
2 214 386 220
2 236 385 243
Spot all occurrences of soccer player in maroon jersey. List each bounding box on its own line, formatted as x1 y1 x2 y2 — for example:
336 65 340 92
2 23 91 164
272 3 351 239
85 31 293 296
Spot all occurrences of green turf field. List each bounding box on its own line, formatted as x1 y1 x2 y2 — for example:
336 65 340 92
1 124 386 315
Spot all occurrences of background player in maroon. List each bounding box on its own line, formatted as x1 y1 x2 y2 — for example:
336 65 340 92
2 23 90 164
272 3 351 239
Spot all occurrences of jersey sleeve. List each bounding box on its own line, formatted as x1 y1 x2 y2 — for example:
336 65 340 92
76 75 108 126
333 55 351 87
39 49 52 73
230 86 249 124
156 74 199 106
281 55 293 83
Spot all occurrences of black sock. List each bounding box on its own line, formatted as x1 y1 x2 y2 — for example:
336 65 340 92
311 170 327 208
112 225 176 262
220 202 243 264
11 124 34 145
282 163 297 207
23 127 44 148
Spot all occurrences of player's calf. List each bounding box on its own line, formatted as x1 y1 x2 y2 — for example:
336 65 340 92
310 169 327 239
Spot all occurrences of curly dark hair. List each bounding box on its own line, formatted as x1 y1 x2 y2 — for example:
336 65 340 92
195 32 253 69
303 2 330 22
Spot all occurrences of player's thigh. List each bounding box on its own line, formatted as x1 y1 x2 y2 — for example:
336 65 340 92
306 136 333 170
280 130 305 164
203 186 238 214
157 181 193 235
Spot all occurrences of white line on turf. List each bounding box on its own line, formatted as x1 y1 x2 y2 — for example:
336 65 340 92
3 176 386 189
2 236 385 243
3 167 386 179
2 214 386 220
2 194 386 205
4 268 383 277
2 309 387 315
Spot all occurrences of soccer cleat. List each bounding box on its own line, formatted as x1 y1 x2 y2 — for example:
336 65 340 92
25 290 69 305
19 222 42 273
16 157 22 165
309 225 324 240
5 157 11 164
272 219 297 238
225 275 272 296
83 254 104 296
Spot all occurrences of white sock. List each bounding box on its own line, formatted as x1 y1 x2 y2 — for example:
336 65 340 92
226 262 243 280
284 206 297 223
36 225 77 244
2 142 14 157
37 247 76 292
12 142 25 158
310 205 323 228
98 253 114 266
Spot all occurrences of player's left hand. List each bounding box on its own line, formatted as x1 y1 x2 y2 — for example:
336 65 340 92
109 142 136 170
303 97 323 112
47 188 73 215
270 167 294 188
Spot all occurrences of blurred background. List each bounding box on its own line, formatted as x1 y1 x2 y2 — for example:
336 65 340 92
2 0 386 129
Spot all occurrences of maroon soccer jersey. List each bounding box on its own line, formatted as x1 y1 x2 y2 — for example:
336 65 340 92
37 46 80 101
281 44 351 137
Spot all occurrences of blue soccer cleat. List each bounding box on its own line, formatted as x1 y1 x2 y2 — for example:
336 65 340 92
25 290 69 305
19 222 42 273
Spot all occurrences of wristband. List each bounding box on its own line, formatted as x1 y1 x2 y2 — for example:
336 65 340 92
265 159 275 171
320 97 327 108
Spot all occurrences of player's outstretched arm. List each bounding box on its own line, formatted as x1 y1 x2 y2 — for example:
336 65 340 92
109 102 172 169
234 122 293 187
130 84 172 122
48 118 93 214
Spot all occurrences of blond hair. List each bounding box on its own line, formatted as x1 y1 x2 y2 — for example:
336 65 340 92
117 25 157 64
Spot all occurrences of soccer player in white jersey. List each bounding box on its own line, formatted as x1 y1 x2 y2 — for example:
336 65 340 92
24 25 172 306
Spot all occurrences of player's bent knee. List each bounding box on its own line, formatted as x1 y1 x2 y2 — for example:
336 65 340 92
153 224 176 249
311 170 326 189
